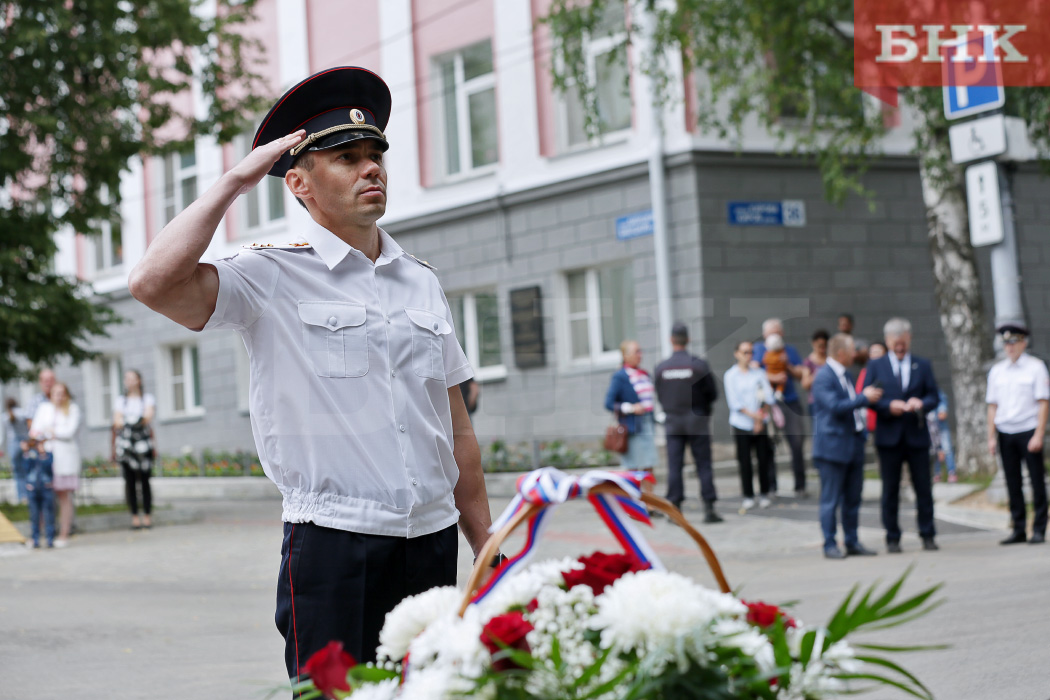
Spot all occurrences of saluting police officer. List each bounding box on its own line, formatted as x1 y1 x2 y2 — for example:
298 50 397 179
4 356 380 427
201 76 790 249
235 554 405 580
653 322 722 523
129 68 495 678
986 322 1049 545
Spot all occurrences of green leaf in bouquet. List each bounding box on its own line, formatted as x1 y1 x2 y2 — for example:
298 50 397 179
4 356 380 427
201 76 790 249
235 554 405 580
826 584 861 639
348 665 400 684
835 672 934 700
798 629 819 665
853 654 934 698
855 642 950 654
570 645 612 690
549 634 563 669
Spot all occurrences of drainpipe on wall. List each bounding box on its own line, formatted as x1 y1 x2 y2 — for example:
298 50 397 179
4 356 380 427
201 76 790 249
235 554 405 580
645 35 674 360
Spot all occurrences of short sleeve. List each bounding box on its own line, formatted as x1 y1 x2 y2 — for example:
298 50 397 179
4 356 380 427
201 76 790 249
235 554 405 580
144 394 157 409
986 366 999 404
202 252 280 332
1035 361 1050 401
113 396 125 416
440 291 473 387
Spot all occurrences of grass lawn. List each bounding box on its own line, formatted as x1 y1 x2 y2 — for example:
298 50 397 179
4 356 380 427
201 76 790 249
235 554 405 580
0 502 130 522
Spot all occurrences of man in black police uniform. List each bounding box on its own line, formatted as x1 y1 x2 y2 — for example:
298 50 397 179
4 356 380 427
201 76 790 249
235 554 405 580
653 322 723 523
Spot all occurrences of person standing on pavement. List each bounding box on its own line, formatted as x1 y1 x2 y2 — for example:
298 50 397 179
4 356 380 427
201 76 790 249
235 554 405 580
129 67 495 675
4 398 31 504
752 318 808 498
811 334 883 559
112 370 157 530
653 322 722 523
605 340 659 473
986 323 1049 545
725 341 777 510
862 318 940 553
28 382 81 548
801 329 829 419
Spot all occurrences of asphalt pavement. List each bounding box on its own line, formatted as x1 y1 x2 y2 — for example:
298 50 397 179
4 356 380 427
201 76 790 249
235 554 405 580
1 476 1047 700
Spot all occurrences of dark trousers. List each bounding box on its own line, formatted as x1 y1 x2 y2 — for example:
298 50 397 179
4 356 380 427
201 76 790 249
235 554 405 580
121 463 152 515
733 427 773 498
878 442 935 542
815 435 865 550
780 399 807 492
998 429 1048 536
665 432 717 505
275 522 458 681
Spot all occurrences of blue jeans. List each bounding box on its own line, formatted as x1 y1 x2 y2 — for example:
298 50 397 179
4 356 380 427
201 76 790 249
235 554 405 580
935 419 956 476
25 453 56 546
11 448 29 502
815 435 866 551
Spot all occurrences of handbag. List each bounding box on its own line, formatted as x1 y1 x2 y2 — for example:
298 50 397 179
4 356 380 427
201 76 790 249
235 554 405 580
603 411 630 454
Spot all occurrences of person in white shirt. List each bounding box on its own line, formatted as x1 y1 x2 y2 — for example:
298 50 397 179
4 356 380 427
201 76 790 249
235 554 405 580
986 323 1049 545
129 67 494 675
112 369 157 530
29 382 81 548
724 341 777 510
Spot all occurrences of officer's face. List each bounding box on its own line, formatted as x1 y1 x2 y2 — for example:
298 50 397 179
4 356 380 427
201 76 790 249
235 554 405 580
1004 336 1027 362
297 140 388 225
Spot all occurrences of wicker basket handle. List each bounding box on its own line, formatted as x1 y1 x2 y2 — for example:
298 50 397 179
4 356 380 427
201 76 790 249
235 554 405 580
458 483 731 617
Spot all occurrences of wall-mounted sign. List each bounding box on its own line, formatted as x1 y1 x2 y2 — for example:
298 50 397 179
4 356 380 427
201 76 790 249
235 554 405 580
509 286 546 369
727 200 806 227
615 210 654 240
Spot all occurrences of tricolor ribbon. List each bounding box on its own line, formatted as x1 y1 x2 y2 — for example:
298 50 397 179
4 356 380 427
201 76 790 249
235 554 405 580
471 467 665 606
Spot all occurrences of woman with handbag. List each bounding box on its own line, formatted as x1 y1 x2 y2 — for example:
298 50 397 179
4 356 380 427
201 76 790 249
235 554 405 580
603 341 658 473
724 341 777 511
112 370 157 530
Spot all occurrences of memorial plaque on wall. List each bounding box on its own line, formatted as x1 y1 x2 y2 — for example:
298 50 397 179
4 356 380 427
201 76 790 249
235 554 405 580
509 285 546 369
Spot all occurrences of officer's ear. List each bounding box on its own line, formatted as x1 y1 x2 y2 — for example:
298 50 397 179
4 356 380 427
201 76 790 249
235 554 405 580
285 167 312 210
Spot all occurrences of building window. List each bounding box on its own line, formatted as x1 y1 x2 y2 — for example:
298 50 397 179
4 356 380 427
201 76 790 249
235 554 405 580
160 149 198 225
83 356 123 427
433 39 499 180
85 186 123 278
564 265 635 364
559 4 631 149
159 344 203 418
448 290 506 381
235 131 286 233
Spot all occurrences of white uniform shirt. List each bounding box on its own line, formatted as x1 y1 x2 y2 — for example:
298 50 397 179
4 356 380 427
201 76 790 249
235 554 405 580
114 394 156 424
203 220 472 537
986 353 1050 434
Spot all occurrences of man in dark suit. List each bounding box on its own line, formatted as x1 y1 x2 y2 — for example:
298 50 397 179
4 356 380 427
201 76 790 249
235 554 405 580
863 318 941 552
654 322 722 523
812 334 884 559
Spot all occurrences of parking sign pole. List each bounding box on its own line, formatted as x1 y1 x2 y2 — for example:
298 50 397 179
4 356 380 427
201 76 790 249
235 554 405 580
989 164 1025 329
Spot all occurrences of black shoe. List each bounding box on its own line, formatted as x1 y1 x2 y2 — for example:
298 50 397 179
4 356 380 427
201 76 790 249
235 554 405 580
703 503 724 524
1000 532 1027 545
824 546 846 559
1028 533 1044 544
922 537 939 551
887 541 902 554
846 544 878 556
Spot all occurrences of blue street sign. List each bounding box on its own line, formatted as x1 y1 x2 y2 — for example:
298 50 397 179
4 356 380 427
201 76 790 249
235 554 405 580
943 34 1005 120
615 210 654 240
727 200 806 227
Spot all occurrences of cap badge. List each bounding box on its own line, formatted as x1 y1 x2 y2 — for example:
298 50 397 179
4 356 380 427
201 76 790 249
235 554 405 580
349 109 365 124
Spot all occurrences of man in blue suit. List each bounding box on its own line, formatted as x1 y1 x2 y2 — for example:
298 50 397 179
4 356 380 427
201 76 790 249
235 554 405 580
863 318 941 552
812 334 884 559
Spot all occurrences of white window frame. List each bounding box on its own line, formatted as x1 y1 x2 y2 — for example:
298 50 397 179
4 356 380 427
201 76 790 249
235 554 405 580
158 147 198 227
432 40 499 182
83 356 123 428
234 131 287 237
84 185 123 279
156 343 204 420
450 290 507 383
555 15 632 153
558 267 630 369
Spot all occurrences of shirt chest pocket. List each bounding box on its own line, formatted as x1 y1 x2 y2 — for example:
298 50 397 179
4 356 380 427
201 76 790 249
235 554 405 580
298 301 369 378
405 307 452 380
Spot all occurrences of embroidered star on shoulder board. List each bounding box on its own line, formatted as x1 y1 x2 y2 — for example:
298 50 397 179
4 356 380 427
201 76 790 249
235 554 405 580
408 254 436 270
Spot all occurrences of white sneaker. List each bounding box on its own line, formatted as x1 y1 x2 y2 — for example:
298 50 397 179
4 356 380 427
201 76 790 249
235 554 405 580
741 498 756 510
53 539 69 549
758 496 772 509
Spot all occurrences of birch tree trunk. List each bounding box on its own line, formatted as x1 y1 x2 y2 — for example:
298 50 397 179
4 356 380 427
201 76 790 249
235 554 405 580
916 123 997 476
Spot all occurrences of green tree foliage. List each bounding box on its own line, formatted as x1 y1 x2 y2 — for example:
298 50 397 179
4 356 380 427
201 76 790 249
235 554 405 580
543 0 1050 474
0 0 270 382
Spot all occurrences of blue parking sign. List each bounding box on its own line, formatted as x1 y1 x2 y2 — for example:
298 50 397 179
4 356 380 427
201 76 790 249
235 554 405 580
942 34 1004 120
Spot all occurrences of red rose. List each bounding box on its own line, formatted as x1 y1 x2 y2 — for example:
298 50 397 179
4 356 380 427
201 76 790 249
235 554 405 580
743 600 796 629
302 641 355 698
561 551 650 595
481 611 534 671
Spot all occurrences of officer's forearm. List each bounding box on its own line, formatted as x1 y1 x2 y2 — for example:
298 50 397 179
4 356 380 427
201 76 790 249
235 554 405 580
453 436 490 556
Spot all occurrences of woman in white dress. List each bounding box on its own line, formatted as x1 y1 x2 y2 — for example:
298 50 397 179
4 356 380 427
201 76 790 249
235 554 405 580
112 370 157 530
29 382 81 547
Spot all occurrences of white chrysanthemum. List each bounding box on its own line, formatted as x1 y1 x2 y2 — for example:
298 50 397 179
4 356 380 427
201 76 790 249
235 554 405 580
590 570 746 654
474 556 583 618
377 586 461 662
398 664 459 700
821 639 860 673
347 678 400 700
407 612 488 678
710 618 776 671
